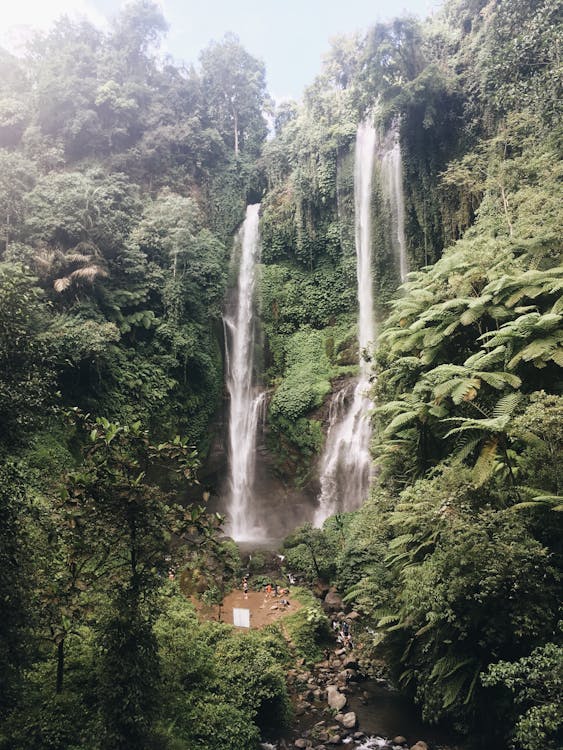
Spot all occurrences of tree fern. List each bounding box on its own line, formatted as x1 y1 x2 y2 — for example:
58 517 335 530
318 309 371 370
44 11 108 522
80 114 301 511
376 613 402 628
508 333 563 369
383 410 420 437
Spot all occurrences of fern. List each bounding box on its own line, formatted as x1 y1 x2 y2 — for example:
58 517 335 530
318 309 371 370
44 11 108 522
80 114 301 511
383 410 419 437
451 435 482 463
388 533 416 550
443 671 470 709
510 494 563 512
492 392 522 418
430 655 475 681
377 613 402 628
472 437 499 486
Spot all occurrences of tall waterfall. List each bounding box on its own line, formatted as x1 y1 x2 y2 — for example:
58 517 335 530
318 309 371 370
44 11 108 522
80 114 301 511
224 204 265 541
380 129 408 282
313 119 377 526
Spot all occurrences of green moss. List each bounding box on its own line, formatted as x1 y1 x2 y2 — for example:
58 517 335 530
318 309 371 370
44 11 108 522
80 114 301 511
264 321 357 483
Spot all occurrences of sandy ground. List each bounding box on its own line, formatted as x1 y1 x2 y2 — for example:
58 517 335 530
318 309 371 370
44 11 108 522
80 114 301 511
195 589 302 629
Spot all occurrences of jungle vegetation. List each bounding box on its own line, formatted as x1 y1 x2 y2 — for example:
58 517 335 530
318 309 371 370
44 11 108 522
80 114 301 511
0 0 561 748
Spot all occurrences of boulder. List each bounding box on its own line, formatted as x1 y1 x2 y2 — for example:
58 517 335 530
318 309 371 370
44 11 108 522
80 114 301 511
324 589 343 611
326 685 347 711
334 711 356 729
327 735 342 745
294 740 308 749
393 737 407 746
410 742 428 750
342 655 359 670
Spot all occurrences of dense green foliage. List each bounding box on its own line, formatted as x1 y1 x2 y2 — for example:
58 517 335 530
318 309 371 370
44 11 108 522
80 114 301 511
264 2 562 748
0 1 270 447
0 0 561 748
0 4 291 748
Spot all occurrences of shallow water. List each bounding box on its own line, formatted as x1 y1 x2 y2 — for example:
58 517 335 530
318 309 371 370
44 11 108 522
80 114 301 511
348 680 462 748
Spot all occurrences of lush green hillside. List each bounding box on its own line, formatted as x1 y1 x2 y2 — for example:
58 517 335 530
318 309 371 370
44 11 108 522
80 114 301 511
270 1 562 747
0 0 561 748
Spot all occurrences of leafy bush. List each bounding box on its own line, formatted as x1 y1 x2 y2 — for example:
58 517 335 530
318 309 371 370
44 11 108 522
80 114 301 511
284 588 330 664
483 638 563 750
155 592 291 748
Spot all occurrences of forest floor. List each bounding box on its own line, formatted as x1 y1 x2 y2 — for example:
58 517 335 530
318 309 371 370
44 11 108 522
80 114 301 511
193 589 302 629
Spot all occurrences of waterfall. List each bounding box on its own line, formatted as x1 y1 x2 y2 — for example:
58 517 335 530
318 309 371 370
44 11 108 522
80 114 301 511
380 128 408 282
314 119 377 526
224 203 265 541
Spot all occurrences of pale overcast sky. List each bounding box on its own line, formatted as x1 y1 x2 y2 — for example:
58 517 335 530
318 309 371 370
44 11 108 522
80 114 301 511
1 0 444 100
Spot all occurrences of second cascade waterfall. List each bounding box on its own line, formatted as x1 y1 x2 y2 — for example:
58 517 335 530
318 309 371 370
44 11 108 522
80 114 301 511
314 119 377 526
224 204 265 541
380 127 408 283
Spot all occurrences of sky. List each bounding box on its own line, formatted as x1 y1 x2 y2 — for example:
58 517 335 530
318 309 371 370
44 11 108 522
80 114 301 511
0 0 444 100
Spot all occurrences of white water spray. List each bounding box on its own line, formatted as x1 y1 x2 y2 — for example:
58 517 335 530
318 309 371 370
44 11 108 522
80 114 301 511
314 119 377 526
380 128 408 282
224 204 265 541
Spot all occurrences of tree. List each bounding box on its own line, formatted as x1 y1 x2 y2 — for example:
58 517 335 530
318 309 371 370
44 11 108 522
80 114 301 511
0 463 33 718
58 413 220 748
483 637 563 750
0 151 36 255
200 33 269 157
108 0 168 79
0 264 55 444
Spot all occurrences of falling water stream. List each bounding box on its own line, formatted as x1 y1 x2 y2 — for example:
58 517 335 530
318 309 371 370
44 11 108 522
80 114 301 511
314 119 377 526
380 127 408 282
313 120 408 526
224 204 266 541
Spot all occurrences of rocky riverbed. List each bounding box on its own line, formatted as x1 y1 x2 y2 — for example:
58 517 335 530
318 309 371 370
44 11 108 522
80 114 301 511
261 596 463 750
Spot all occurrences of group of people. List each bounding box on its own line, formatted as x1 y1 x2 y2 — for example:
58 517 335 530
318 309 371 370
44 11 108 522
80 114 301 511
332 617 354 650
241 577 291 607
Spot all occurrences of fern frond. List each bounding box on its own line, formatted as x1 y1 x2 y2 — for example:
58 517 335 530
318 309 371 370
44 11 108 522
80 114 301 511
443 671 469 709
388 533 416 550
492 392 521 418
383 411 419 437
377 613 401 628
452 435 481 463
472 437 499 486
430 654 469 680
